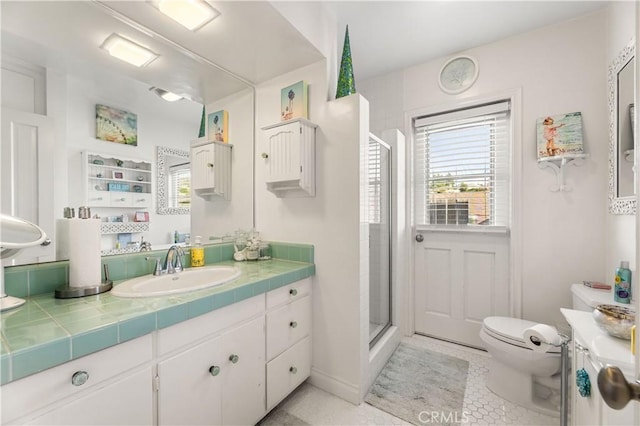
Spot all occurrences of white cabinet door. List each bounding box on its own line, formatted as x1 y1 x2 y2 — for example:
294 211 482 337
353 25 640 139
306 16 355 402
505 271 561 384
191 144 215 191
264 121 301 184
221 316 266 426
157 335 224 426
29 367 153 425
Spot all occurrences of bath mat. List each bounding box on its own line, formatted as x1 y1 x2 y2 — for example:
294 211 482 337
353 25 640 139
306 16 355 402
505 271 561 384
365 342 469 425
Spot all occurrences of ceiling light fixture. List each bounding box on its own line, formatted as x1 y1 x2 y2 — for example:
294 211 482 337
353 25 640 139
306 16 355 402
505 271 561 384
154 0 220 31
101 33 159 67
150 87 184 102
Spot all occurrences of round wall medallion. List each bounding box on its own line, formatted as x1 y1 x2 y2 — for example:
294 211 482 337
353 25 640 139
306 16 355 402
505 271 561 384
438 55 479 95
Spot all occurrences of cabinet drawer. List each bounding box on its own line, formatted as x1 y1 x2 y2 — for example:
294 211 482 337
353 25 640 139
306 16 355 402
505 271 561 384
87 190 110 207
266 336 311 410
157 294 264 357
1 335 152 424
266 278 311 310
109 192 131 207
129 193 151 207
266 295 311 360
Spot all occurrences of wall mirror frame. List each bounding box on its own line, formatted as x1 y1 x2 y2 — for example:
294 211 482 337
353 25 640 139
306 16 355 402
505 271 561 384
608 38 636 215
157 146 190 215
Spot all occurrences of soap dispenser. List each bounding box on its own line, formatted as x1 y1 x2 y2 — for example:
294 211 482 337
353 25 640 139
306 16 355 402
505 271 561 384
614 260 632 304
191 236 205 267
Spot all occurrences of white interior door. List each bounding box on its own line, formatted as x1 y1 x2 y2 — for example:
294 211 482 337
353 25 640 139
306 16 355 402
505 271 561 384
1 108 55 263
413 231 510 348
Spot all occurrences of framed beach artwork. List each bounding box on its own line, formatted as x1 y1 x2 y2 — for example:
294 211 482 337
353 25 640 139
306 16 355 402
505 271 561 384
281 80 308 121
96 104 138 146
536 112 584 160
208 110 229 143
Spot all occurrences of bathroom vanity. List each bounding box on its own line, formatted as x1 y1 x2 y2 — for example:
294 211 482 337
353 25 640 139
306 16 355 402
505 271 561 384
1 260 313 425
561 308 635 425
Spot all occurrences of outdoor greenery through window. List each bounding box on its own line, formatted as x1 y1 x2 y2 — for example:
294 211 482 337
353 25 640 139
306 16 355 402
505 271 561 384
168 165 191 208
414 101 510 227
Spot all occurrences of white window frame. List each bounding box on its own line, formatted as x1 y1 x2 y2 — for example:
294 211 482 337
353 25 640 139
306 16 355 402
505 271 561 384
168 162 191 208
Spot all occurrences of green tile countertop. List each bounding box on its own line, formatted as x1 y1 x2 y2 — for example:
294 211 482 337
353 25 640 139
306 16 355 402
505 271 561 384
0 259 315 385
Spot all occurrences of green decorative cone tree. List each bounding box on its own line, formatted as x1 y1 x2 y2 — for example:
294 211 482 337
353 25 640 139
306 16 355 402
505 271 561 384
336 25 356 99
198 106 205 138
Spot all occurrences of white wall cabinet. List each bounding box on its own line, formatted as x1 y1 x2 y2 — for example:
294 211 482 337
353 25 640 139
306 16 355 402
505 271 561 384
190 140 232 201
261 118 317 198
1 279 312 426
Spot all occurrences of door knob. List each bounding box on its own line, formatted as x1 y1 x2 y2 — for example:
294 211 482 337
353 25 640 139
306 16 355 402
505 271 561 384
415 234 424 243
597 365 640 410
209 365 221 376
229 354 239 364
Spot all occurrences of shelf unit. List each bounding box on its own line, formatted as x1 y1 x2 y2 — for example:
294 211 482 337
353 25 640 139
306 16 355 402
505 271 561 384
83 151 152 209
82 152 153 253
261 118 318 198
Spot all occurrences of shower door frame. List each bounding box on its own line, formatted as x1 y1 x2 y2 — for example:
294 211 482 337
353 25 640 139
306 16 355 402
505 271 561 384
369 134 393 349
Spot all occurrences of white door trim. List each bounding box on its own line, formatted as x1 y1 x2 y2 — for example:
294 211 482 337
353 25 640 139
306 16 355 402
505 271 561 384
403 88 524 335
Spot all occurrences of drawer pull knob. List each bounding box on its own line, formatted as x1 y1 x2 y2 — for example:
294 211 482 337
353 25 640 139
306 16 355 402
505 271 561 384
289 288 298 296
209 365 221 376
118 198 125 201
71 371 89 386
289 366 298 374
261 153 269 159
207 163 214 168
290 321 298 328
229 354 239 364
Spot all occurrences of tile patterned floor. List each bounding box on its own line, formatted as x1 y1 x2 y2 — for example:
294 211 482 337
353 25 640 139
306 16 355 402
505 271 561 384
260 335 559 425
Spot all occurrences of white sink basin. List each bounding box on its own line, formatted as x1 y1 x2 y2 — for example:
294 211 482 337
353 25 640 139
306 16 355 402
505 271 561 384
111 266 241 298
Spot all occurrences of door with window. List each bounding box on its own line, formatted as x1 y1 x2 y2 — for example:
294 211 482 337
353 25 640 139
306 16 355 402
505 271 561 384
413 101 511 348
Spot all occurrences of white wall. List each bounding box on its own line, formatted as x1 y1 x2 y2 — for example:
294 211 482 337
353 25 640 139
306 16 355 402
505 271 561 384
606 1 637 302
255 60 370 404
190 88 255 241
360 10 610 326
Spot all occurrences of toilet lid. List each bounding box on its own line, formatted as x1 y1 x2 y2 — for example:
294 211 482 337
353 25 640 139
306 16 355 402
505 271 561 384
483 316 561 353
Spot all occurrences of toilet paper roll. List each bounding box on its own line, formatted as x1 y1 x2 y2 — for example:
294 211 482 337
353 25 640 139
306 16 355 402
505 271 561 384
68 219 101 288
523 324 562 353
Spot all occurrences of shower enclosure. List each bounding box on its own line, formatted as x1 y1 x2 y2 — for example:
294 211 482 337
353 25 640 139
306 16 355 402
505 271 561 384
368 135 392 347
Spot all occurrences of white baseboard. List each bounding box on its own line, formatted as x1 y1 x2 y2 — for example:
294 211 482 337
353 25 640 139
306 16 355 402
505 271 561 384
308 367 361 405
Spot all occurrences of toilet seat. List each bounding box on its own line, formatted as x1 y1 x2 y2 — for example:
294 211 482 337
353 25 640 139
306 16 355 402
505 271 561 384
482 316 561 354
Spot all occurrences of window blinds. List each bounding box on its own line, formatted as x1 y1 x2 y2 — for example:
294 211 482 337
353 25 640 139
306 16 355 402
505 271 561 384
168 164 191 207
414 101 510 227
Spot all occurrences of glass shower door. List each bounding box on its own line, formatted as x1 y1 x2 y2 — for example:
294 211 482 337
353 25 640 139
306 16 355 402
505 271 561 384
368 135 391 347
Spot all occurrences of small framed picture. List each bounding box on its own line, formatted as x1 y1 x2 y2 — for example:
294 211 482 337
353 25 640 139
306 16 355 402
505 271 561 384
112 170 125 180
134 211 149 222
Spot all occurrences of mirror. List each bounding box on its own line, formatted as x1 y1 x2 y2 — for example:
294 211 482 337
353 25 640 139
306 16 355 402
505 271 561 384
0 1 255 262
157 146 190 216
609 39 636 214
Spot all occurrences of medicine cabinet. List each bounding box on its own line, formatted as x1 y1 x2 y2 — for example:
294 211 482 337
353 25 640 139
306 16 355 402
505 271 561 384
261 118 318 198
190 139 232 201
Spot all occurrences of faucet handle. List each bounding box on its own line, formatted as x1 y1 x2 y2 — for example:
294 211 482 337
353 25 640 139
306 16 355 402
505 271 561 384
175 247 186 272
146 257 163 275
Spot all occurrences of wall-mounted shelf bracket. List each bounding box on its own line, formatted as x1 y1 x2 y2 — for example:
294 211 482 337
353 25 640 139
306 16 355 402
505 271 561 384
537 154 588 192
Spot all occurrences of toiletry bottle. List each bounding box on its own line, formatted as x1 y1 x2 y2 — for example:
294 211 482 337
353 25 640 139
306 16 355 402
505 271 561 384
614 260 632 304
191 236 205 267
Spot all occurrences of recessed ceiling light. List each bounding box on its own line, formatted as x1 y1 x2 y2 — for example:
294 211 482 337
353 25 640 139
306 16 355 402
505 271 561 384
101 34 159 67
154 0 220 31
150 87 184 102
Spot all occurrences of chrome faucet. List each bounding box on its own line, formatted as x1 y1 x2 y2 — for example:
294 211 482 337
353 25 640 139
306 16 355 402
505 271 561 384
163 245 185 274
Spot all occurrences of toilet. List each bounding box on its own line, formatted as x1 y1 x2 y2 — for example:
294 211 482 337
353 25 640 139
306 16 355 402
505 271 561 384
479 317 562 416
480 284 605 416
